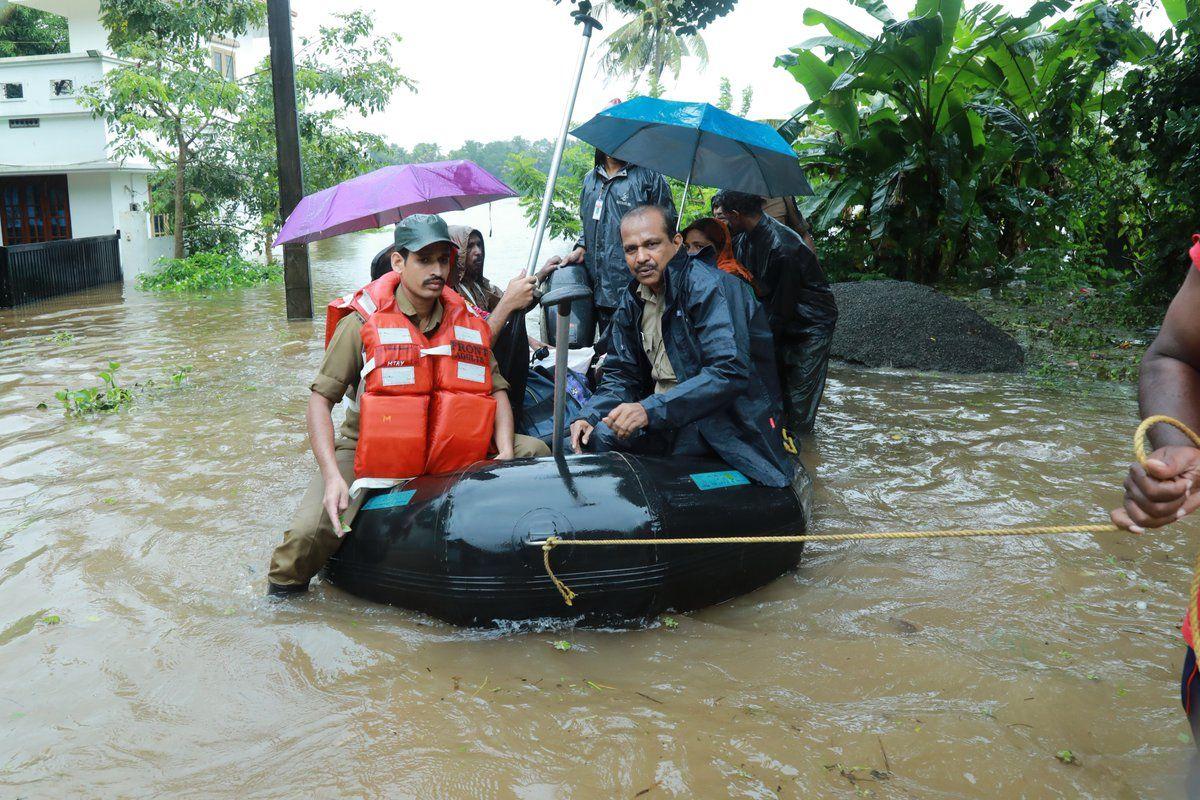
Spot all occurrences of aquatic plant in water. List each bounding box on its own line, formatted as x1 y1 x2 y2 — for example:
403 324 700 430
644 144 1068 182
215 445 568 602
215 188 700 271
55 362 134 415
136 252 281 292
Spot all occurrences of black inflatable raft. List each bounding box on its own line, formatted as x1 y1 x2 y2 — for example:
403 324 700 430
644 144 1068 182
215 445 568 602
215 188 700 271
323 452 813 626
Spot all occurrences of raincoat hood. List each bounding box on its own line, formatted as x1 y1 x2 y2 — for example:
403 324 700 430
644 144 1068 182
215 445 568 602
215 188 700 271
447 224 502 314
446 224 478 281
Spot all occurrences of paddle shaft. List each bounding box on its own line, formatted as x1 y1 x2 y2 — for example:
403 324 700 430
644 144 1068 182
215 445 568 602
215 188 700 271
525 14 601 278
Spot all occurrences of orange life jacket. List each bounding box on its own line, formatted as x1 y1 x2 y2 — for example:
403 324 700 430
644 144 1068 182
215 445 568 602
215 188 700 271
325 272 496 481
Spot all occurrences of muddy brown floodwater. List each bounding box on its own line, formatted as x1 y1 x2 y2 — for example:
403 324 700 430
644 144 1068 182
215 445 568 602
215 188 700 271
2 210 1198 799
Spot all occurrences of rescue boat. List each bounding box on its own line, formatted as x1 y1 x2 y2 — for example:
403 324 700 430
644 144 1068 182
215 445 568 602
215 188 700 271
321 263 814 626
323 452 812 626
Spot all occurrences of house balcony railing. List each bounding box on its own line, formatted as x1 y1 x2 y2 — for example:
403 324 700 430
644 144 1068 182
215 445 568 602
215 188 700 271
0 233 122 307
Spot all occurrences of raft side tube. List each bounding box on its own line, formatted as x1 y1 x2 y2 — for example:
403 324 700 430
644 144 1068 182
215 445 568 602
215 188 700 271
323 453 812 626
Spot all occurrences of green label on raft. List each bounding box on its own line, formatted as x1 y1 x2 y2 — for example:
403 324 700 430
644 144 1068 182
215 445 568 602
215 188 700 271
689 470 750 490
362 489 416 510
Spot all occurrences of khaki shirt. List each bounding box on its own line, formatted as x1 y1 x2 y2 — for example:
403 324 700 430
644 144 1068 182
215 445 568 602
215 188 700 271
637 283 677 395
311 287 509 441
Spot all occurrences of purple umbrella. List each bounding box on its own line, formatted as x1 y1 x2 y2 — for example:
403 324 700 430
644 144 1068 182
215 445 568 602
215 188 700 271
273 160 517 246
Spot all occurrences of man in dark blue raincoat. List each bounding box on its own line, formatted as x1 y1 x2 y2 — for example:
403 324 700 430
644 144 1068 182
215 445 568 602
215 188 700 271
545 152 676 346
568 204 796 488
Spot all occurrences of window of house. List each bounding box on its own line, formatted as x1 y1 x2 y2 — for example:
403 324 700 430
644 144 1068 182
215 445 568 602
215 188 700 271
210 48 236 80
0 175 72 245
50 79 74 97
8 118 40 129
151 213 171 238
2 83 24 100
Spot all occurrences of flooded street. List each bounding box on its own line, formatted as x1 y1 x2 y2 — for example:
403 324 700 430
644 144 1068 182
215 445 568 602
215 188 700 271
2 201 1196 798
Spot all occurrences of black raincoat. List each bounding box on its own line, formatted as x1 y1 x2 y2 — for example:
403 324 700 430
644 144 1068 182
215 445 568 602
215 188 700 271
575 161 676 312
732 214 838 433
574 247 796 488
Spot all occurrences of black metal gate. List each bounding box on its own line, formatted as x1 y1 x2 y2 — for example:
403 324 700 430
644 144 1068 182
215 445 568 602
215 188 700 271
0 234 122 307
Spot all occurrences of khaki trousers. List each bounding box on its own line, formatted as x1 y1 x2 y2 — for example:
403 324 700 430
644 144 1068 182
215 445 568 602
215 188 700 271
268 435 550 588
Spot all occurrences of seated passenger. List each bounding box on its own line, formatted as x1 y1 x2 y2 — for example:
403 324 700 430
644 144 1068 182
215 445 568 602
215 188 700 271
447 224 543 417
268 214 550 596
568 205 795 488
681 216 756 288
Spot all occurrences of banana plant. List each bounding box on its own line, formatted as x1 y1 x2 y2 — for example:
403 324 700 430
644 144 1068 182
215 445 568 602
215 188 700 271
774 0 1151 284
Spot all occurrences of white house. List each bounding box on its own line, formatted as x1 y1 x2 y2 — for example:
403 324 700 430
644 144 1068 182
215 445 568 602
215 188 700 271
0 0 268 279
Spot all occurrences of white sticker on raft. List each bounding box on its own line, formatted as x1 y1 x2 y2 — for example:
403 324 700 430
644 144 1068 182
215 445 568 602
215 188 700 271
377 327 412 345
453 326 483 344
381 366 415 386
457 362 486 383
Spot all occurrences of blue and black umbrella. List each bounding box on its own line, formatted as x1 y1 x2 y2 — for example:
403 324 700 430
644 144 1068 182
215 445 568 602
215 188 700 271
570 96 813 200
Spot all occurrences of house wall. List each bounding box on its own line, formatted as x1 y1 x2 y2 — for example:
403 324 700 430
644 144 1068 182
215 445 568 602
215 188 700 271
109 170 157 277
65 171 114 237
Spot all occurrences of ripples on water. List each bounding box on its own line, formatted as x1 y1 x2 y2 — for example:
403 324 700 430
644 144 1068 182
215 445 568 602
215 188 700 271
1 202 1195 797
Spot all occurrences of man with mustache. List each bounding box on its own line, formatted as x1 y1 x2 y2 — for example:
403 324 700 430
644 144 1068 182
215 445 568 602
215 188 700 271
568 205 795 489
268 215 549 596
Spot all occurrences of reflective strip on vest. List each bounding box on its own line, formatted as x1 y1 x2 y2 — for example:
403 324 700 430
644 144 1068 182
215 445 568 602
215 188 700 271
382 366 415 386
378 326 413 345
457 362 486 383
453 325 483 344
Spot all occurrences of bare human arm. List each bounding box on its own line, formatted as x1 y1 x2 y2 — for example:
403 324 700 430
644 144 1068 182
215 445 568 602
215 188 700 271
486 273 538 338
1112 265 1200 531
306 391 349 534
492 388 516 460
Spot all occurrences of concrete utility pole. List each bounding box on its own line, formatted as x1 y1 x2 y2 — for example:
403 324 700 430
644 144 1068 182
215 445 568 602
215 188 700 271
266 0 312 319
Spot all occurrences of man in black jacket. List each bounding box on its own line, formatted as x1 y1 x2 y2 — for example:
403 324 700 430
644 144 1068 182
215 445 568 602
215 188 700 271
713 190 838 434
568 204 795 488
544 151 675 345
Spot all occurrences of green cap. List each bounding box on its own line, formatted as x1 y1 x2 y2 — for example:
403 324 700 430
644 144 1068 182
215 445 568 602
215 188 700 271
394 213 454 252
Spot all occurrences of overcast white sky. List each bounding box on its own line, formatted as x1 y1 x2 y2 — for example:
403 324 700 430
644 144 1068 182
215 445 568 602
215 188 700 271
287 0 1168 150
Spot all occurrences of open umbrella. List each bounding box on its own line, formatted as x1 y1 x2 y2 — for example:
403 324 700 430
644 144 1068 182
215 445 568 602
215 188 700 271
570 96 813 200
273 160 516 246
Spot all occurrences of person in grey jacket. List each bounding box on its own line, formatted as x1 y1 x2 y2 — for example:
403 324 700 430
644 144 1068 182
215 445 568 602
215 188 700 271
544 150 675 346
568 204 795 488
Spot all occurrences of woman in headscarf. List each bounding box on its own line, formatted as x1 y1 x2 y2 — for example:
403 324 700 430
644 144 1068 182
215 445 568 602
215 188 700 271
680 217 758 291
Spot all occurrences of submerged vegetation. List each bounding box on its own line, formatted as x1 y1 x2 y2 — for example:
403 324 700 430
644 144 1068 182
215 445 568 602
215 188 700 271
52 362 194 416
55 362 135 416
136 252 280 292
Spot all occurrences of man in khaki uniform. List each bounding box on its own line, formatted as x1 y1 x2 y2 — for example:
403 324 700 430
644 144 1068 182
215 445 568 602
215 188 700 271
269 215 549 595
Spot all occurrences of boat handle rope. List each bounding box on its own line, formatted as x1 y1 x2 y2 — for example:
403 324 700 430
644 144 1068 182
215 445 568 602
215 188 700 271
534 416 1200 631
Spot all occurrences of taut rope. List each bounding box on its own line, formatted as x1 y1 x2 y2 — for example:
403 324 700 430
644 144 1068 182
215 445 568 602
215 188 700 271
536 415 1200 639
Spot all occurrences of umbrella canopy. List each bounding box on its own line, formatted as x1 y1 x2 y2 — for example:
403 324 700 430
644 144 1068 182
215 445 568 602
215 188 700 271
570 97 813 197
274 160 516 246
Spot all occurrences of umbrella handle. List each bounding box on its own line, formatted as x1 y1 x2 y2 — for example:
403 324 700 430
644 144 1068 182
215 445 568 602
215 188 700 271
524 12 602 278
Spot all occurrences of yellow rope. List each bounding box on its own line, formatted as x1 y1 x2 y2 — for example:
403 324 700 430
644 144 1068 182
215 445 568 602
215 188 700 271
537 416 1200 623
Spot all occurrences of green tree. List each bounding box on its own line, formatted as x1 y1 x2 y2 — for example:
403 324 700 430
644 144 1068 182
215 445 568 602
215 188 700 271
84 41 244 259
1110 10 1200 297
776 0 1152 285
597 0 710 96
189 10 413 258
84 0 263 259
85 2 408 261
558 0 738 31
0 5 67 57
